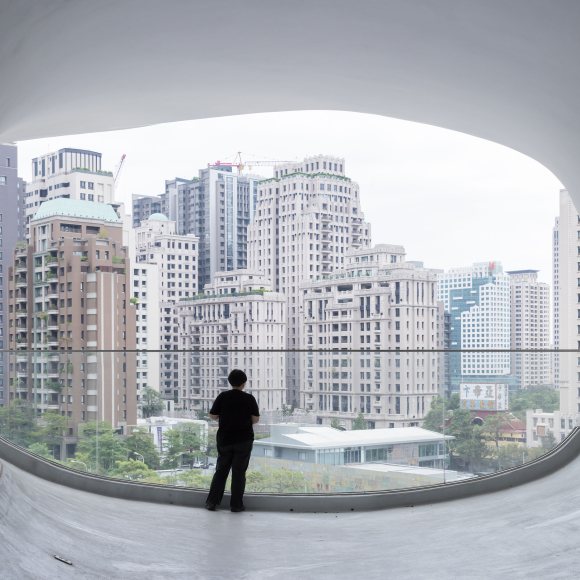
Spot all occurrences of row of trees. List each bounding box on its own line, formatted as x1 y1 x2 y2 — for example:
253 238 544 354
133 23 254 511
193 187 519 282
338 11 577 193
0 400 210 476
422 393 556 473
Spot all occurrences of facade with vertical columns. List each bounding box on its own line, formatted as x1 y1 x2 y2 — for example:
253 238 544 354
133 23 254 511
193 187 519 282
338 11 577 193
176 270 286 414
301 245 441 429
7 198 136 445
247 155 371 407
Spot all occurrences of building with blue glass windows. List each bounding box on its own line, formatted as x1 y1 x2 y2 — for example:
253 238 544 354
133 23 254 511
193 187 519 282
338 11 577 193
437 262 513 395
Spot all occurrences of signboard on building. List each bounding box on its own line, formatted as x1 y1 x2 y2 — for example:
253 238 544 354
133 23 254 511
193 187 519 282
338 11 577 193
460 383 509 411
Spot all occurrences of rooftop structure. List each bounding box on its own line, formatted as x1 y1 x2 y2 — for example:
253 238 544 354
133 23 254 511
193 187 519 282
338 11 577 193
253 424 452 469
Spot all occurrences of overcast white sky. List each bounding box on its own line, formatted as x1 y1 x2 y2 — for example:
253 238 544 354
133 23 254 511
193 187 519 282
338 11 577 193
17 110 562 284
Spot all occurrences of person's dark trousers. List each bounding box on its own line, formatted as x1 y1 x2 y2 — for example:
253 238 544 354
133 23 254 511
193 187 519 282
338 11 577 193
206 439 253 509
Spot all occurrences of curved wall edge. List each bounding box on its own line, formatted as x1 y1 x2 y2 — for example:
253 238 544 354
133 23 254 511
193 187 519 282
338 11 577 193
1 430 579 513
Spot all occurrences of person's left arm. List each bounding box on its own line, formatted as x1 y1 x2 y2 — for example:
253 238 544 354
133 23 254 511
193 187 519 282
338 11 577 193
250 395 260 425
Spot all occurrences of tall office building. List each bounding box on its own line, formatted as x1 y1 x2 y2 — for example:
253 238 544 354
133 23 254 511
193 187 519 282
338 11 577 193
133 214 198 403
132 165 260 291
437 262 512 394
0 144 25 406
554 189 580 422
176 270 286 413
7 199 136 448
24 148 116 236
247 155 371 405
301 245 441 428
507 270 551 389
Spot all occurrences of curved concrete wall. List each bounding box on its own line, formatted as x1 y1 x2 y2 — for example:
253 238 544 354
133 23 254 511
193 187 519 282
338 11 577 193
1 430 579 512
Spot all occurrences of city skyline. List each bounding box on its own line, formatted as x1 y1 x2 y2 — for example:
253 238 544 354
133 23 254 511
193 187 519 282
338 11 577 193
15 110 562 283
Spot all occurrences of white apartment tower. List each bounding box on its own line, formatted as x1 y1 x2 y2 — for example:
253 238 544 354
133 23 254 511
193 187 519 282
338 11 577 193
507 270 551 389
437 262 512 393
301 245 441 428
133 214 198 403
25 149 116 235
176 270 286 413
247 155 371 405
554 189 580 423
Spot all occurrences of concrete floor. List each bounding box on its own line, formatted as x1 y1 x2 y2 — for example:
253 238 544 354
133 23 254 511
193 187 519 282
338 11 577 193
1 456 580 579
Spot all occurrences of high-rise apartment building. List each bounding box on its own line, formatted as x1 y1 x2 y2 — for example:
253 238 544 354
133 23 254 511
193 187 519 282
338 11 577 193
553 216 560 389
301 245 441 428
0 144 25 406
554 189 580 424
132 194 163 229
437 262 512 394
176 270 286 413
132 165 260 290
24 148 116 235
247 155 371 405
507 270 551 389
133 213 198 402
130 259 161 400
7 198 136 451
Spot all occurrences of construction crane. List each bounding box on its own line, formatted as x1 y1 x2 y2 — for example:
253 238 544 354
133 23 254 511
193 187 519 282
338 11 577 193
114 153 126 185
208 152 293 174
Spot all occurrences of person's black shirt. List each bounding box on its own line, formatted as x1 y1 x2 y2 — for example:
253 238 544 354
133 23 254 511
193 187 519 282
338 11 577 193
210 389 259 446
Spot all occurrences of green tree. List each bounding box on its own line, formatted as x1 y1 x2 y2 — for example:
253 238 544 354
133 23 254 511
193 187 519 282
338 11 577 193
352 413 368 430
245 470 270 492
509 387 559 421
109 459 157 481
447 409 488 472
0 400 36 447
125 427 160 469
162 423 203 468
140 387 165 419
178 469 213 489
422 394 460 432
32 411 67 457
28 442 55 460
262 468 307 493
482 413 510 471
76 422 128 474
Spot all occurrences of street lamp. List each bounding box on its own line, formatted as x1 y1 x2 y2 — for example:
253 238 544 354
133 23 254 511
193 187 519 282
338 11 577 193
131 451 145 463
68 459 88 472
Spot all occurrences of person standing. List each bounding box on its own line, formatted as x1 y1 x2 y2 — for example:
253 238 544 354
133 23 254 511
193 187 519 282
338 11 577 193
205 369 260 512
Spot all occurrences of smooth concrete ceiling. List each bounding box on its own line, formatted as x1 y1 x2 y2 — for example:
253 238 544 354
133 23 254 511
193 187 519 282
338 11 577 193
1 1 579 205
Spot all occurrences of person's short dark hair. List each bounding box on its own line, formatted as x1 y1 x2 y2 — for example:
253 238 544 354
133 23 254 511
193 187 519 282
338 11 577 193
228 369 247 388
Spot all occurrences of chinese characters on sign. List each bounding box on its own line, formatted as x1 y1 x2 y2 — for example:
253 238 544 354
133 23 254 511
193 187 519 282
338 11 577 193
459 383 509 411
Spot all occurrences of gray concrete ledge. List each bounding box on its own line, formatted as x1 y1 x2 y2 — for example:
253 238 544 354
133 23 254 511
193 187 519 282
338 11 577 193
1 430 579 513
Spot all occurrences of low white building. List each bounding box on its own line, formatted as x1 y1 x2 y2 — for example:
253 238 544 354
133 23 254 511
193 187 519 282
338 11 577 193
526 409 576 447
136 416 208 455
253 424 453 469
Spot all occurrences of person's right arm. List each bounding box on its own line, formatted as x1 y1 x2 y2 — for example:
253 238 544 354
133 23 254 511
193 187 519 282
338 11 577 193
251 415 260 424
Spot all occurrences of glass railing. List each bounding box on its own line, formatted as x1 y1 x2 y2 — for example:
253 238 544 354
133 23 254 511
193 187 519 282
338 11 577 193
0 349 574 494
